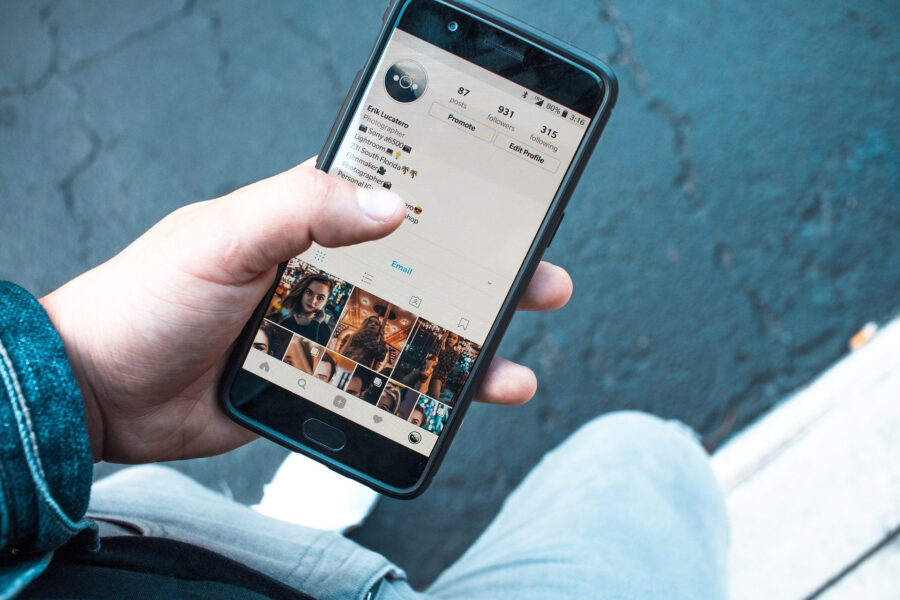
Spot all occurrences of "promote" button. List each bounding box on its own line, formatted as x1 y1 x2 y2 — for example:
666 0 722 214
429 103 495 142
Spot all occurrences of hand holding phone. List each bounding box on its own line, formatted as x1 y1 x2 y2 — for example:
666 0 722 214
221 0 615 497
38 156 568 466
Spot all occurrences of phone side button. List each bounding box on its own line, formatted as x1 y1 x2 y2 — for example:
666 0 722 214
302 418 347 452
546 211 565 248
381 1 394 23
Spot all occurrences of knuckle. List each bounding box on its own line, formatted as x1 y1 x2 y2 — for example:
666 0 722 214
296 167 337 208
216 228 244 274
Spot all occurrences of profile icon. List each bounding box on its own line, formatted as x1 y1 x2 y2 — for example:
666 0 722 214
384 60 427 103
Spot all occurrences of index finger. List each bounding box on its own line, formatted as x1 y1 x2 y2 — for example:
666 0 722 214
517 261 573 311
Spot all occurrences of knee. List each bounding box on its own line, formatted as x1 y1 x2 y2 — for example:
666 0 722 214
550 411 715 495
569 411 700 456
555 410 725 520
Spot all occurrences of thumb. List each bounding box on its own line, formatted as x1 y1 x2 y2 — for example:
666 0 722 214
181 162 405 283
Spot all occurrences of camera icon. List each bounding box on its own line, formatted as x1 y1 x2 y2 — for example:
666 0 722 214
409 295 422 308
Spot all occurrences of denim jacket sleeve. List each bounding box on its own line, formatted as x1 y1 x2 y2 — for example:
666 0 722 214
0 281 97 599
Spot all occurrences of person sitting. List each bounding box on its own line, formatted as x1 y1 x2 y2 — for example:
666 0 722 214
0 161 727 600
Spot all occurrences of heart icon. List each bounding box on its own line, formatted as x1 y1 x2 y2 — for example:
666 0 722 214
373 415 383 424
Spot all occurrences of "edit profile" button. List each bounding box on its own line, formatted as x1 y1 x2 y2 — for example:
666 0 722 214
494 133 561 173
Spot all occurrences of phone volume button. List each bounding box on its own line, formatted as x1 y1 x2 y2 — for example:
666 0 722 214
381 1 395 23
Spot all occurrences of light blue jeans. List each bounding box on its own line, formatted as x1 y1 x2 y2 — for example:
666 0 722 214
88 412 729 600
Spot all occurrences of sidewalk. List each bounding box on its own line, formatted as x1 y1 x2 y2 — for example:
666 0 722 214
713 318 900 599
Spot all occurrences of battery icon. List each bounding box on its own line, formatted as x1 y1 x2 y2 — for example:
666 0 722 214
561 109 568 118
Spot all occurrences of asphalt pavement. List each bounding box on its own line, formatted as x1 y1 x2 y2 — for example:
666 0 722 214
1 0 898 588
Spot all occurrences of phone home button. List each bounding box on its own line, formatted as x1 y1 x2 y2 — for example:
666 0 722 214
302 418 346 452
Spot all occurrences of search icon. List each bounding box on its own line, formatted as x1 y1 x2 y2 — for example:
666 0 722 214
297 377 307 390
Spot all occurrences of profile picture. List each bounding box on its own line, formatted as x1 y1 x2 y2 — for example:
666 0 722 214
281 335 324 376
341 364 386 405
329 288 416 373
375 380 418 420
392 318 481 406
409 396 451 435
252 320 293 359
313 350 356 388
265 258 352 347
384 60 427 103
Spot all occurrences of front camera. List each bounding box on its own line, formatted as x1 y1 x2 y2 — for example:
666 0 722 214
448 21 458 32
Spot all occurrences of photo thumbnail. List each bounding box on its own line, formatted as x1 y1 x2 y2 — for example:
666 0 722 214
265 257 352 347
341 364 387 405
313 350 356 388
253 320 293 360
391 318 482 406
375 380 419 420
328 288 416 374
408 396 451 435
281 335 324 376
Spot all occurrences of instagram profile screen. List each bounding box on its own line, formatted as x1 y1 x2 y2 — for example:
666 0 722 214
243 28 593 457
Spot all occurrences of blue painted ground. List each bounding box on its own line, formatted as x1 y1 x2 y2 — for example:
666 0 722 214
1 0 898 588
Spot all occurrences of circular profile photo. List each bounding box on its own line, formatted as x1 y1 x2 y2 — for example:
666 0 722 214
384 60 427 103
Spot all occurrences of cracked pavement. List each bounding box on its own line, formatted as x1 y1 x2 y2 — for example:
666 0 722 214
1 0 898 588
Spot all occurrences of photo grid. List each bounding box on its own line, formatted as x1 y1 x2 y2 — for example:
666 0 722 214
254 257 482 438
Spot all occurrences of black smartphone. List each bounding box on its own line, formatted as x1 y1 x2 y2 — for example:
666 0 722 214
220 0 616 498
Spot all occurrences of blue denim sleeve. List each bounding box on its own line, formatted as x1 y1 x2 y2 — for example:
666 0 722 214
0 281 97 598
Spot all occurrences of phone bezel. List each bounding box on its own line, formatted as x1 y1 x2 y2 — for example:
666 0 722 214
220 0 617 498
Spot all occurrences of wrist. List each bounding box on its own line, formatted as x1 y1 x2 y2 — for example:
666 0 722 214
39 292 105 462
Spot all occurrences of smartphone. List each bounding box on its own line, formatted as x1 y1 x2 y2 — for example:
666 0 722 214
220 0 616 498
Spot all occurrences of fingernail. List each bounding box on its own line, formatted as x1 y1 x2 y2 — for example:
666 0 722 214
357 188 402 222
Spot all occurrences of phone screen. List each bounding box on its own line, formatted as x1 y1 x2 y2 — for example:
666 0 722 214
237 13 602 461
